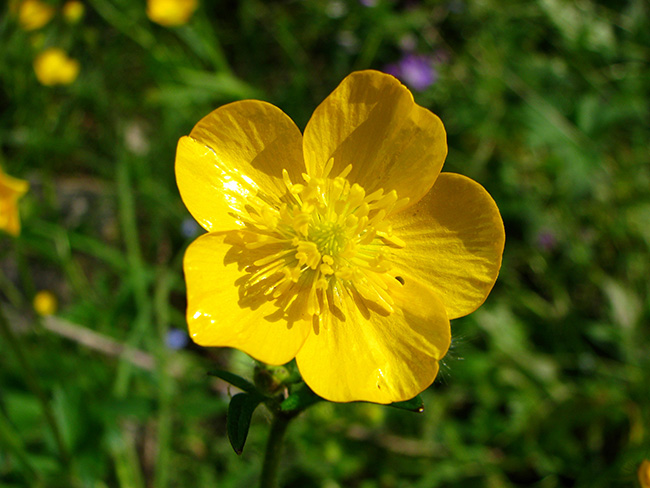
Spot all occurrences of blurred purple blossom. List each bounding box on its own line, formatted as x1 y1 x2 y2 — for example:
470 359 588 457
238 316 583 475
385 53 438 92
166 328 190 350
359 0 377 6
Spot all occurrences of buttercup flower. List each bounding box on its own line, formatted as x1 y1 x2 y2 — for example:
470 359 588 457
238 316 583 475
33 48 80 86
13 0 55 31
0 167 29 236
176 70 504 403
147 0 198 27
640 460 650 488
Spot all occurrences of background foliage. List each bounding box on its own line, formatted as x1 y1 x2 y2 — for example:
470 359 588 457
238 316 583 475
1 0 649 487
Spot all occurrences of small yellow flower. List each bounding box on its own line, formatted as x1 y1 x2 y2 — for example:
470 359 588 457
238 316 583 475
33 290 58 316
0 167 29 236
62 0 85 23
147 0 198 27
15 0 55 31
33 48 80 86
640 460 650 488
176 70 505 403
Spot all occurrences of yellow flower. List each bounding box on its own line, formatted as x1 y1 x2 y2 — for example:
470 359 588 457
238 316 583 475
62 1 85 23
176 70 505 403
147 0 198 27
33 290 58 316
0 167 29 236
640 460 650 488
33 48 80 86
14 0 55 31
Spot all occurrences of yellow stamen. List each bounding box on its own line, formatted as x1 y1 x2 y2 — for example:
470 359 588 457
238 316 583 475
233 166 407 322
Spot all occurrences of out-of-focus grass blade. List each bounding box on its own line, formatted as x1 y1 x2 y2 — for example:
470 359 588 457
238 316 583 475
107 427 146 488
154 69 263 105
0 409 40 481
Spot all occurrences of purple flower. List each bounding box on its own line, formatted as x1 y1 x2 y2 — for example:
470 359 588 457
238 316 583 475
166 328 190 350
384 54 438 92
359 0 377 6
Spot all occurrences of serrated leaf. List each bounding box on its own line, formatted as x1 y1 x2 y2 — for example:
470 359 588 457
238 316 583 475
227 393 264 455
280 385 322 413
208 369 258 394
387 395 424 413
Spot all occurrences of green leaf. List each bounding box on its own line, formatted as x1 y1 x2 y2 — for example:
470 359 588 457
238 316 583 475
227 393 264 455
280 385 322 413
208 369 258 394
387 395 424 413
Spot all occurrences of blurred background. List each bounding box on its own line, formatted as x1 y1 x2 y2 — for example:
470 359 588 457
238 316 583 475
1 0 649 487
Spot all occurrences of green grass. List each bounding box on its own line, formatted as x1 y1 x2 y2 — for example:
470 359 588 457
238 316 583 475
1 0 649 487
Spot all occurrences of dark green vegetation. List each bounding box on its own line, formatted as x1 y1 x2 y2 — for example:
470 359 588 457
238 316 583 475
1 0 649 486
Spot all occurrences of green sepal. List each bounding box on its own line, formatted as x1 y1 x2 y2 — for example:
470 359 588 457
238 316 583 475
254 364 291 395
280 384 322 413
387 395 424 413
208 369 258 394
227 392 265 455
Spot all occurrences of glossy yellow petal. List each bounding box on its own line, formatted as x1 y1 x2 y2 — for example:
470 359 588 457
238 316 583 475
175 101 304 232
389 173 505 320
303 70 447 208
184 231 311 365
296 278 450 403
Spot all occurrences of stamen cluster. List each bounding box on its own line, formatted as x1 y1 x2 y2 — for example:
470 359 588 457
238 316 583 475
236 161 409 325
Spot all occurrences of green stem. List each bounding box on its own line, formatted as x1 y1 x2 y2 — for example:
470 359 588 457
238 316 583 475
0 301 71 469
113 157 152 398
260 412 292 488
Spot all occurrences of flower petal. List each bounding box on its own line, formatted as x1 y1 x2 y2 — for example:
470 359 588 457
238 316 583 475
296 278 450 403
176 100 304 232
184 231 311 365
0 170 29 236
303 70 447 207
388 173 505 320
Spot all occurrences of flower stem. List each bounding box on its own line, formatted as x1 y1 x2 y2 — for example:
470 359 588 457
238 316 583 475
260 411 292 488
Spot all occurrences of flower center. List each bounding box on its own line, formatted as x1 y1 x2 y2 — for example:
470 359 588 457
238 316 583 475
235 160 409 326
309 221 346 257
